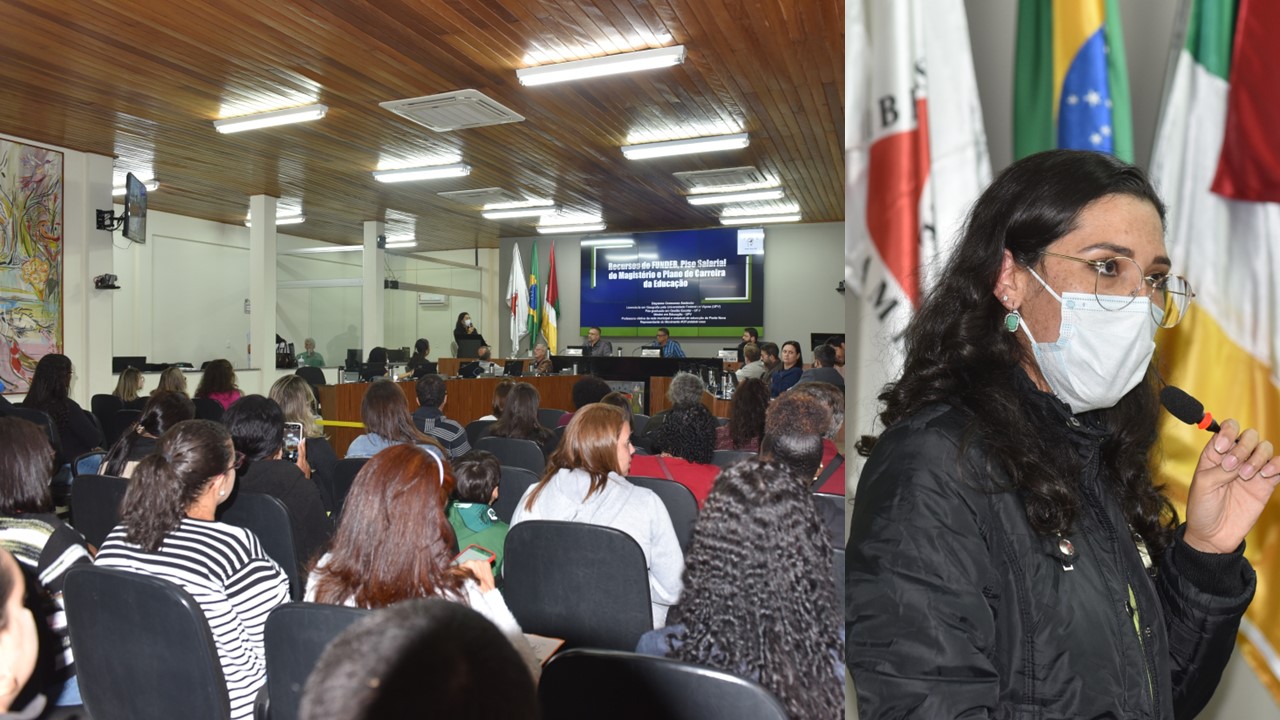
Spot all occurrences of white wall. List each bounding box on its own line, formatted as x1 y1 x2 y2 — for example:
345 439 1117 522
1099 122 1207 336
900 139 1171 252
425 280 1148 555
497 222 845 359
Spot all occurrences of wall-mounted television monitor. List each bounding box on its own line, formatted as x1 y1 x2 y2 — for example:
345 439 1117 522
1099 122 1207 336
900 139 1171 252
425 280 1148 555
122 172 147 243
580 226 764 338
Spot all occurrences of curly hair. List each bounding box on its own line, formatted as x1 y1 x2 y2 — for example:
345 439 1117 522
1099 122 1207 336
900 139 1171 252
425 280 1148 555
655 404 716 464
666 459 842 719
194 359 237 398
666 372 705 407
727 378 769 449
861 149 1177 557
789 381 844 439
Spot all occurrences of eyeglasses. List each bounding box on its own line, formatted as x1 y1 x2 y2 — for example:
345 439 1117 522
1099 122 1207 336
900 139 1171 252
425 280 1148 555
1039 251 1195 329
228 451 245 473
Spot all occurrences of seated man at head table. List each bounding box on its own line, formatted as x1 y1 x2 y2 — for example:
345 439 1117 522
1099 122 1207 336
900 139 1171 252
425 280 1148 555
584 326 613 357
458 345 501 379
653 327 685 358
297 338 325 367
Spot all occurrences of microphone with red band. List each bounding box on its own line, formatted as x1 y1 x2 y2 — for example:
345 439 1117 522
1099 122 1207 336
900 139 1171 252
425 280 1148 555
1159 386 1221 433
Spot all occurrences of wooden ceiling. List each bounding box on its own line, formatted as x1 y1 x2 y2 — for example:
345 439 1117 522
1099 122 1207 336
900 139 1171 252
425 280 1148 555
0 0 844 250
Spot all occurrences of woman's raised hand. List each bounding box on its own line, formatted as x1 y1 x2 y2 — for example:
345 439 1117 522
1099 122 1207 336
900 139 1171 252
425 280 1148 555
1183 418 1279 554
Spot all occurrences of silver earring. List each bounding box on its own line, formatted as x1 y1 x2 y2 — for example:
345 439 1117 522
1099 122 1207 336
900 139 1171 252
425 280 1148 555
1002 294 1009 302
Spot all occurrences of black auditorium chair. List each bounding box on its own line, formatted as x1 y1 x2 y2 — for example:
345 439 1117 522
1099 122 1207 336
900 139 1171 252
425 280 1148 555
327 458 368 521
70 474 129 548
465 419 495 447
193 397 225 422
539 649 789 720
710 449 755 469
218 491 301 600
537 408 566 430
492 466 541 524
90 393 123 442
113 408 142 442
263 603 371 720
503 520 652 651
72 450 106 477
476 436 545 475
627 477 697 553
64 565 231 720
811 492 845 549
295 365 326 388
832 547 845 610
630 414 651 437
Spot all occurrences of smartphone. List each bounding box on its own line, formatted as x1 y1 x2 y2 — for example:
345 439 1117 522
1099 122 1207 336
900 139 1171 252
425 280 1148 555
452 544 496 566
283 422 303 463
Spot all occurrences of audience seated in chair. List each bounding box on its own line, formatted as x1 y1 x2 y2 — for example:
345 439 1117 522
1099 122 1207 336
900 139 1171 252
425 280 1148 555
629 404 720 507
715 378 769 452
636 459 843 719
556 376 612 427
0 417 92 708
786 381 846 493
641 373 705 450
345 380 445 460
760 393 832 484
100 390 194 478
270 375 340 508
223 395 331 575
512 404 683 626
411 374 471 460
446 451 509 577
477 380 515 422
194 359 242 411
20 354 102 465
486 383 557 459
298 599 537 720
111 366 148 410
0 549 41 717
305 444 538 677
96 420 290 720
151 365 188 398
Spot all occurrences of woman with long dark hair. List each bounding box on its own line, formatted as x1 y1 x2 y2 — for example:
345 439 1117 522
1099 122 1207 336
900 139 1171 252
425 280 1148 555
345 380 445 459
846 150 1278 719
194 359 241 410
305 444 537 676
629 404 720 507
638 459 842 719
486 383 556 458
768 341 803 397
20 353 102 463
716 377 769 451
513 404 683 626
478 380 515 422
453 312 486 347
100 390 195 478
97 420 289 720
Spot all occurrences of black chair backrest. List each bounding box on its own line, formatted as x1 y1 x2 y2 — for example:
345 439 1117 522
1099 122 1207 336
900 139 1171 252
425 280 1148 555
64 565 231 720
552 424 567 451
219 492 301 599
492 465 542 524
295 366 326 387
327 458 368 521
539 649 789 720
832 547 845 609
264 603 371 720
811 492 845 549
710 449 756 469
73 450 107 478
70 474 129 548
503 520 652 650
465 419 495 447
193 397 224 422
631 413 651 437
626 477 697 553
91 394 124 442
476 436 546 475
114 408 142 442
4 405 63 460
537 407 567 429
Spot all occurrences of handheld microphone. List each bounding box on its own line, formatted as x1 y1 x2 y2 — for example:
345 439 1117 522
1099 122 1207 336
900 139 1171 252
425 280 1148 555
1160 386 1220 432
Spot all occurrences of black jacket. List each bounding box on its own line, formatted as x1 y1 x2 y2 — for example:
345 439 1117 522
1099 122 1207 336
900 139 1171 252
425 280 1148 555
846 392 1254 720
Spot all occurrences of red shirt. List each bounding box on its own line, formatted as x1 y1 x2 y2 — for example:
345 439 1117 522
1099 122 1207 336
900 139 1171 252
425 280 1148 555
814 439 844 495
628 455 721 508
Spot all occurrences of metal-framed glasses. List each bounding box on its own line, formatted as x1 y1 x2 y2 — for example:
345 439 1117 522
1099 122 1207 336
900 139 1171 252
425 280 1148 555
1040 251 1195 328
228 451 245 473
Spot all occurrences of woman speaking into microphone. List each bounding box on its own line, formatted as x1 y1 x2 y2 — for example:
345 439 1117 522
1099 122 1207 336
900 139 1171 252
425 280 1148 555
845 150 1278 719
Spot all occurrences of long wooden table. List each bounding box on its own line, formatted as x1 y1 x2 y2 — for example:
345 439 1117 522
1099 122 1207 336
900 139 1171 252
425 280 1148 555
317 376 580 457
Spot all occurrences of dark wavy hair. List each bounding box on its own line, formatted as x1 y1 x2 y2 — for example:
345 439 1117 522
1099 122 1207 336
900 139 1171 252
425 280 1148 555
21 353 73 431
309 445 469 609
194 359 238 398
655 404 716 464
859 149 1177 556
667 459 842 719
102 391 196 477
0 417 54 514
223 395 285 476
122 420 233 552
727 378 769 449
489 383 553 445
570 375 612 410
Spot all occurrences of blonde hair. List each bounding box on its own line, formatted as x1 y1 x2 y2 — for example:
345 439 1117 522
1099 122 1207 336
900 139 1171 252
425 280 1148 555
270 375 323 438
113 367 144 402
154 366 188 396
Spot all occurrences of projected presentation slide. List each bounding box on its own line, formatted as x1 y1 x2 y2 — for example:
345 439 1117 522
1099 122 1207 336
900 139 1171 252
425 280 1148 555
580 226 764 337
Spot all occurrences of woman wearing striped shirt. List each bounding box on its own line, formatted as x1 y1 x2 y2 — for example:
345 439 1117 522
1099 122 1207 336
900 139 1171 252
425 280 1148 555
97 420 289 720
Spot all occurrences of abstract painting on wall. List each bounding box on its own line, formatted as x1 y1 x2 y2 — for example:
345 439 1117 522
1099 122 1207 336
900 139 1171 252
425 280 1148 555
0 140 62 394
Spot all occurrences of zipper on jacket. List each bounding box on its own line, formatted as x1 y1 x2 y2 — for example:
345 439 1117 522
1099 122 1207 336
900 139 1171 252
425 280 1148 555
1126 584 1156 710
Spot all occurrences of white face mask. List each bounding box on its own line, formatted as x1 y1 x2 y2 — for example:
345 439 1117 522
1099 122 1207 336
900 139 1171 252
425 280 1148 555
464 319 472 327
1019 268 1158 413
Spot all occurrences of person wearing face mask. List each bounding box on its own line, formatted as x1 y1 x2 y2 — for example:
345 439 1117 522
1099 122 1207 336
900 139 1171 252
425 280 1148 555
453 312 486 348
845 150 1278 720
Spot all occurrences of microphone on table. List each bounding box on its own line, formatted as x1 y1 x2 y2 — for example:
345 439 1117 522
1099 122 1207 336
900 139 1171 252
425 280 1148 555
1159 386 1221 433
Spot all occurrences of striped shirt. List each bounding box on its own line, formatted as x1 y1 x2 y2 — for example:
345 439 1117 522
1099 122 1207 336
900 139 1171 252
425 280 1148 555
0 514 91 677
97 519 289 720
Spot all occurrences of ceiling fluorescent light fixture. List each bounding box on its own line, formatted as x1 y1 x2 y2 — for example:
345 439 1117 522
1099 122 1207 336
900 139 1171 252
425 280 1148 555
580 237 634 247
687 189 784 205
287 245 363 255
385 240 418 249
720 202 801 218
245 214 306 227
622 133 749 160
518 45 687 86
482 205 558 220
720 214 801 226
373 163 471 183
112 179 158 196
537 223 606 235
214 104 328 134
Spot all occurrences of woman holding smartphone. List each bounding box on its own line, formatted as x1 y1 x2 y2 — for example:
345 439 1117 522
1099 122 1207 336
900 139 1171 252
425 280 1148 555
305 444 538 678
